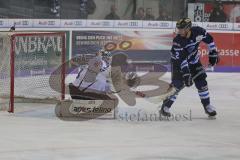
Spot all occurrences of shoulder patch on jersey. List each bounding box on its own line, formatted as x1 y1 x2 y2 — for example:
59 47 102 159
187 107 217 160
196 35 204 42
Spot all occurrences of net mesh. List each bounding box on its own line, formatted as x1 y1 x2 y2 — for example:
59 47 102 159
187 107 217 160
0 32 65 112
0 33 11 111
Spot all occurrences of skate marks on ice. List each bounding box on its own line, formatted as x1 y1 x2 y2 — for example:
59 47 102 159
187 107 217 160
131 155 191 160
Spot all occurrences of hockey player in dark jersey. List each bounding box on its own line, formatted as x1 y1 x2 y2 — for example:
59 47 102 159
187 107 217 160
160 18 220 118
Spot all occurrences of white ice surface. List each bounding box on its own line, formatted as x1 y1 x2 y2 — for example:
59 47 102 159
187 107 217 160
0 72 240 160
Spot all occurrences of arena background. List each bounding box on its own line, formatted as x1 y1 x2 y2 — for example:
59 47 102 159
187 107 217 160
1 0 240 72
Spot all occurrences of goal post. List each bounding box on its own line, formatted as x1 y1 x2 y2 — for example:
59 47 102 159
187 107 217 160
0 32 66 113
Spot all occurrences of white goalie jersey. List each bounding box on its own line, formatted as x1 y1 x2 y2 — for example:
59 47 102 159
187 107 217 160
72 55 111 93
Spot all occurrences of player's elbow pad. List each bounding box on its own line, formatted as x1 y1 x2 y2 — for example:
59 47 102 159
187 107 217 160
204 33 214 44
207 42 217 51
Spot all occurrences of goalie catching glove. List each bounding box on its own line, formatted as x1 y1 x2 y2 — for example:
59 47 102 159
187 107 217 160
125 72 140 88
209 50 220 66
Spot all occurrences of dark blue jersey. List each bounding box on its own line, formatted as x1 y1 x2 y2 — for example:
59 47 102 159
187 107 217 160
171 26 216 74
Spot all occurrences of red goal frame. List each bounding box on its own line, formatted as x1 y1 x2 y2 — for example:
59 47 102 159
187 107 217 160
8 32 66 113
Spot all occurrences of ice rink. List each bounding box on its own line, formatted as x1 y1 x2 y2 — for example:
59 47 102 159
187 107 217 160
0 72 240 160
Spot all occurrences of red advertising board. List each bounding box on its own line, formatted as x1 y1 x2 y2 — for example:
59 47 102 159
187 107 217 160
200 32 240 67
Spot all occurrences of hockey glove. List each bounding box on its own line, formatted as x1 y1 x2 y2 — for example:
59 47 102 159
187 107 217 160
209 50 220 66
183 73 193 87
125 72 140 88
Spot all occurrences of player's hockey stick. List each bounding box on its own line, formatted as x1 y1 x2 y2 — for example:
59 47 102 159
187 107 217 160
134 87 177 104
134 69 205 104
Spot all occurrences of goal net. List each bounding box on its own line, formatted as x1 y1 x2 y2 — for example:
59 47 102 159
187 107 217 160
0 32 66 113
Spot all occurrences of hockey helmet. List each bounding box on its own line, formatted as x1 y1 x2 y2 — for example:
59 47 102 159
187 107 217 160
176 18 192 29
176 18 192 37
100 49 112 57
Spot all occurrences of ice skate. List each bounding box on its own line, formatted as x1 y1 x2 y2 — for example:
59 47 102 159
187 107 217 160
204 104 217 119
159 105 171 117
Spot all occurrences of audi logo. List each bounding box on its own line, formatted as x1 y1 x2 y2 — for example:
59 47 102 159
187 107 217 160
218 24 228 28
48 21 55 25
22 21 29 25
159 23 169 27
129 22 138 26
74 21 82 25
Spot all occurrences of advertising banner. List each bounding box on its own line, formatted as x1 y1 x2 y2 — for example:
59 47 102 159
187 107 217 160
142 21 173 29
114 20 143 28
72 30 240 71
188 3 240 23
86 20 114 28
200 32 240 68
0 19 9 28
202 22 233 30
188 3 205 22
72 30 173 64
8 19 33 28
32 19 61 28
60 19 86 28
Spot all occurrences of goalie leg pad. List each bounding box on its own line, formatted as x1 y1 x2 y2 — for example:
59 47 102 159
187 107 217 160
69 83 112 100
55 98 118 120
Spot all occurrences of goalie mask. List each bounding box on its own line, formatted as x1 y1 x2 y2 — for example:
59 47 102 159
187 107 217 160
99 49 112 64
175 18 192 37
98 49 111 57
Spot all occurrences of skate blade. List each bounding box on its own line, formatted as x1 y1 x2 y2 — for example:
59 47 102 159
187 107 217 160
208 115 216 120
159 111 171 118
